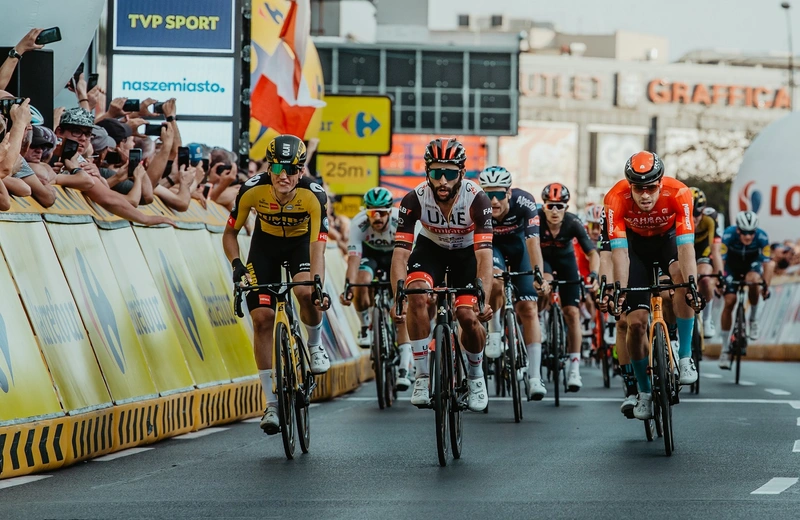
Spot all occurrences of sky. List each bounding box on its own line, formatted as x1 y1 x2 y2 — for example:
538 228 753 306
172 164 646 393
428 0 800 60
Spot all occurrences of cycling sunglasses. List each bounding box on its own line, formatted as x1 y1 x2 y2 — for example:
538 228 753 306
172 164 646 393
269 163 301 176
428 168 460 181
545 203 567 210
485 190 507 201
738 229 756 236
631 183 661 194
366 209 391 218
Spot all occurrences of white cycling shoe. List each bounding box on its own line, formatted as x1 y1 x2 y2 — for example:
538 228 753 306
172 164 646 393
633 392 654 420
620 394 637 418
749 319 759 341
718 350 732 370
678 357 698 385
485 332 503 359
703 319 716 339
396 369 411 392
357 328 372 349
260 406 280 435
468 378 488 411
410 376 430 407
309 345 331 374
527 377 547 401
567 371 582 392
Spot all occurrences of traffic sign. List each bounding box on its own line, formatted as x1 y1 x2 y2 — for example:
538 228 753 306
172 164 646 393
318 95 392 155
319 154 379 195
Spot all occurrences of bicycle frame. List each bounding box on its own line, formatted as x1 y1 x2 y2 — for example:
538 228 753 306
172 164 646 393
648 293 674 373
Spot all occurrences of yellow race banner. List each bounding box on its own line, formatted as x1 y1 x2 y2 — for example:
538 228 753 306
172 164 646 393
0 222 111 413
99 227 196 394
47 223 159 403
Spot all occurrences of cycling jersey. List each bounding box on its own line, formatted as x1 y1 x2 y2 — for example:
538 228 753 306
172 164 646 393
492 188 539 240
228 174 328 242
347 208 399 256
721 226 770 264
575 239 591 278
604 177 694 249
538 210 596 259
694 207 722 259
395 179 492 251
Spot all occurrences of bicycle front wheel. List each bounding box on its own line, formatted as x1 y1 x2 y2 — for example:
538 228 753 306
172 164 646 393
506 309 523 423
275 323 296 460
551 305 564 407
433 325 450 467
734 304 746 385
372 308 386 409
653 322 673 457
449 332 464 459
691 319 702 395
295 334 311 454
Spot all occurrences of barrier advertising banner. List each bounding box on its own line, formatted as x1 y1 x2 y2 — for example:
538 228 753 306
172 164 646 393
47 223 159 403
0 254 63 423
0 222 111 413
135 227 231 386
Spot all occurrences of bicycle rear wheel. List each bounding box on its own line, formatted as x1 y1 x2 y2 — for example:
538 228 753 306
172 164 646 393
690 320 702 394
597 310 611 389
506 309 523 423
550 306 562 407
433 325 450 467
275 323 296 460
294 333 311 454
372 308 386 409
734 305 746 385
653 322 673 457
449 332 464 459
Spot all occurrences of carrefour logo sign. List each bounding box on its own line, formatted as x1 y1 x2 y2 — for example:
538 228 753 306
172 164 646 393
341 112 381 138
318 95 393 155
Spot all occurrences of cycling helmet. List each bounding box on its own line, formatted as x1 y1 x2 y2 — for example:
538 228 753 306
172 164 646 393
542 183 570 203
690 187 707 212
363 187 393 209
584 204 604 224
266 134 306 165
478 166 512 189
624 151 664 186
735 210 758 232
29 105 44 126
423 137 466 170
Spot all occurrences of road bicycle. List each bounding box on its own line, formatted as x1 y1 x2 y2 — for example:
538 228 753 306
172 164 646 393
234 265 323 460
396 276 484 467
344 270 398 409
723 276 768 384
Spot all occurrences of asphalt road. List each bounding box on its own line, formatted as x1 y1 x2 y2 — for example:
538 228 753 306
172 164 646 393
2 358 799 520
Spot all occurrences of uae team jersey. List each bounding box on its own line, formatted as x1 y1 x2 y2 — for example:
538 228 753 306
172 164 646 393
347 208 399 256
604 176 694 249
395 179 493 251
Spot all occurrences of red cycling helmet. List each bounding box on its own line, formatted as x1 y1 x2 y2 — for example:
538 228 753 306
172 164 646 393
625 151 664 186
423 137 467 170
542 183 570 203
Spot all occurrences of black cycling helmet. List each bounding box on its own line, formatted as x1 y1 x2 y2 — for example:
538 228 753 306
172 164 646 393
624 151 664 186
423 137 466 170
542 183 570 203
266 134 307 165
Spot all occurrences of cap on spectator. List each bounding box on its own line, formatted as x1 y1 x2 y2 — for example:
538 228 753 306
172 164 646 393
96 118 132 145
91 126 116 152
31 126 56 149
59 107 95 129
188 143 204 163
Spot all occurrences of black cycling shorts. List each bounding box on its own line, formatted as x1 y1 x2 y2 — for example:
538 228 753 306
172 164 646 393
406 235 478 308
245 234 310 310
724 259 763 294
625 229 678 313
543 253 581 308
493 234 536 302
694 242 712 263
359 246 393 278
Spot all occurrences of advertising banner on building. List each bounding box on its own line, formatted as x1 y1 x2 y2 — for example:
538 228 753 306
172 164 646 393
114 0 235 52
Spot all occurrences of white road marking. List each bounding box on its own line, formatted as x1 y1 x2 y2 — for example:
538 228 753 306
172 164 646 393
751 478 799 495
765 388 792 396
796 417 800 426
243 418 261 423
738 380 756 386
94 448 154 461
701 373 723 379
174 427 229 439
341 396 799 405
794 440 800 453
310 403 321 408
790 401 800 410
0 475 51 490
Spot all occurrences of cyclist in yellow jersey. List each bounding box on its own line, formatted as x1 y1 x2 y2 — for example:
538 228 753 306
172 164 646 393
223 134 331 435
690 188 724 338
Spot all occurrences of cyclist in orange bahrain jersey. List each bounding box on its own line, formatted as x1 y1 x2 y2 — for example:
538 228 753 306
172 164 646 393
603 151 704 420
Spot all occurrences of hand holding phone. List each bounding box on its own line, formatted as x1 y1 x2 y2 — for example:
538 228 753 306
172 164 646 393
178 146 190 169
35 27 62 45
87 74 99 91
122 99 140 112
61 138 80 162
128 148 143 178
105 150 122 165
144 124 165 136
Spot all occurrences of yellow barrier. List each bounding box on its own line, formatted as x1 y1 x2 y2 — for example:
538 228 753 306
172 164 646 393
0 188 371 481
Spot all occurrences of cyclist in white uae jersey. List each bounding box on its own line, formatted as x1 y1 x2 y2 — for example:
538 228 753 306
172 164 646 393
391 137 494 413
341 188 413 390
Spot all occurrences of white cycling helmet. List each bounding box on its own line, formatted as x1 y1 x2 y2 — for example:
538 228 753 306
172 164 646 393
735 210 758 232
479 166 512 189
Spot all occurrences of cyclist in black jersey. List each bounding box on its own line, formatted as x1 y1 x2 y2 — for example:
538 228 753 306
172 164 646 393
479 166 549 400
690 188 724 339
538 183 599 392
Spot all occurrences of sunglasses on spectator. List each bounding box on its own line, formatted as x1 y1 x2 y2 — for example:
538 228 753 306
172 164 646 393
545 203 567 210
485 190 507 201
738 229 756 236
428 168 460 181
631 184 661 194
268 163 301 176
366 209 391 218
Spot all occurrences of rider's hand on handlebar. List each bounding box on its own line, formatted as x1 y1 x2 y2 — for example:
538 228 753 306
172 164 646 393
610 293 626 317
685 291 706 313
534 278 551 296
232 258 250 286
315 292 331 311
339 290 353 306
763 284 771 300
476 302 493 323
391 301 406 324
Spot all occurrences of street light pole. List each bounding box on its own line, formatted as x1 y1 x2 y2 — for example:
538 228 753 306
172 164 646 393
782 2 795 110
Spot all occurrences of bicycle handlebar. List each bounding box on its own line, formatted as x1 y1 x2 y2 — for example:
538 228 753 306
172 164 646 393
233 275 324 318
396 278 485 317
